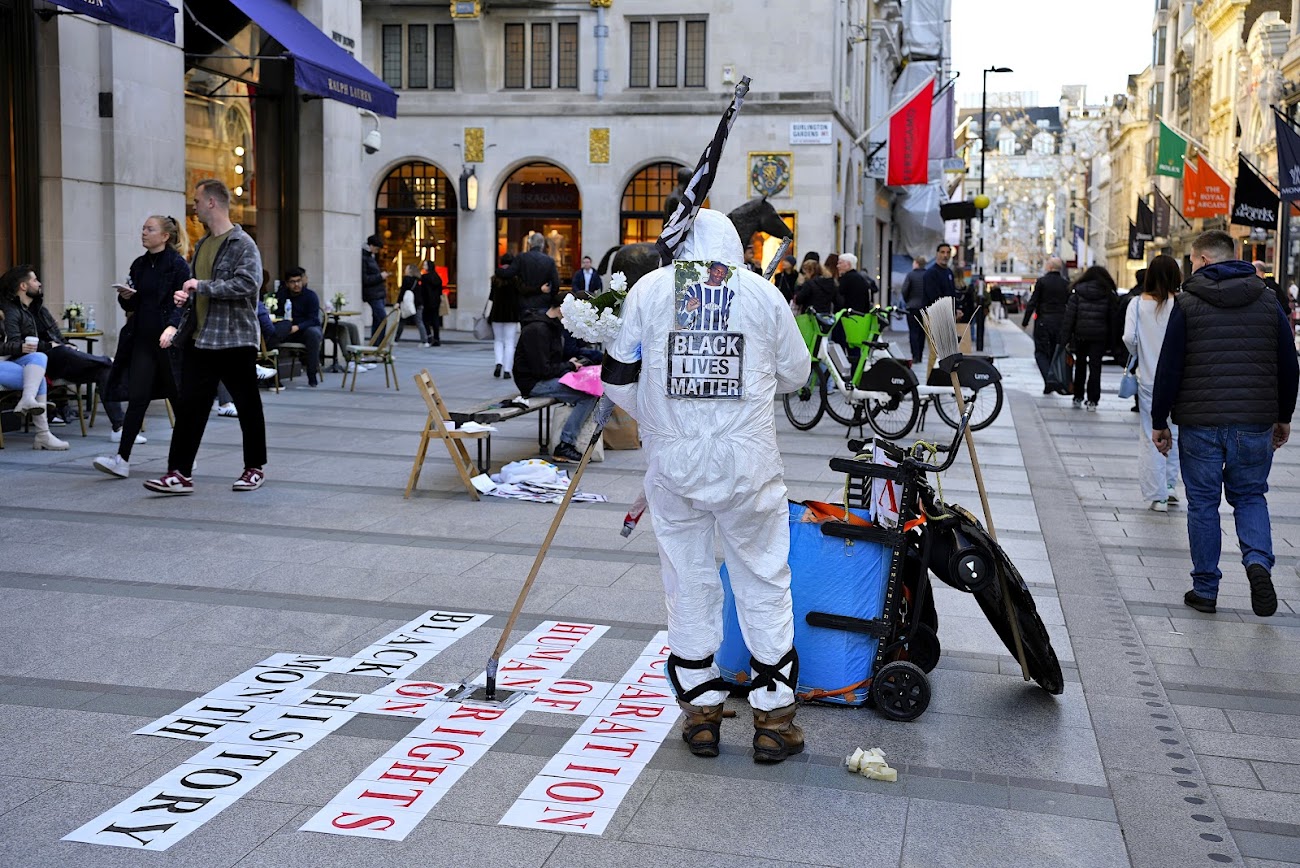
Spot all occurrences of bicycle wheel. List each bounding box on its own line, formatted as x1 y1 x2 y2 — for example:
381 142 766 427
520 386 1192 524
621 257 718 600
783 368 826 430
864 385 919 439
824 383 864 427
934 381 1004 432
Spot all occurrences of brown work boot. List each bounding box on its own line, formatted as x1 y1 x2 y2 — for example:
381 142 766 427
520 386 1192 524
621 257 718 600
752 703 804 764
678 700 725 757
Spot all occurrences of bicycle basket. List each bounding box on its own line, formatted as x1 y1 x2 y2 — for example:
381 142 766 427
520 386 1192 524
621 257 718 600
795 312 822 354
838 312 881 348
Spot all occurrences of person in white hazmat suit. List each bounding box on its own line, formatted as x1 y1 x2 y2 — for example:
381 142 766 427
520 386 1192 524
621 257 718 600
601 209 811 762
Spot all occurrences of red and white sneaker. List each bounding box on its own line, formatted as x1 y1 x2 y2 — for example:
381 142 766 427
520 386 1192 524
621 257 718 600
143 470 193 495
232 467 265 491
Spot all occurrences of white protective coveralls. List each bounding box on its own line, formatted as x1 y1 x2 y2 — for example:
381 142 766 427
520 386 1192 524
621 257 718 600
603 210 810 710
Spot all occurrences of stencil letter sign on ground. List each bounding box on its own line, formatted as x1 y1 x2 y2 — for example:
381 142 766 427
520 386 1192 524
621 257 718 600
62 610 488 852
299 620 610 841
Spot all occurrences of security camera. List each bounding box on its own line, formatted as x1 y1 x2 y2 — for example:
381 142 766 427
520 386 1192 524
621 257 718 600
363 128 381 155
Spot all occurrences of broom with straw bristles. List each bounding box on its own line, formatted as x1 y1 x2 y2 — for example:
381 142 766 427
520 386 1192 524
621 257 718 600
922 297 1030 681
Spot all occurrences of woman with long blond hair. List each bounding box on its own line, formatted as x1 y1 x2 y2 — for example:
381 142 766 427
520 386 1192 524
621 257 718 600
92 214 189 478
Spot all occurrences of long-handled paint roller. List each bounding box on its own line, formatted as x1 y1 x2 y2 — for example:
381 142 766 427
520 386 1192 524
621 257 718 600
455 397 618 705
922 298 1030 681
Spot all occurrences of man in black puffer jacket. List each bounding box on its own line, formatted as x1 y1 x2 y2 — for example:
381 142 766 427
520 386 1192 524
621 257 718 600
1152 230 1298 618
1022 257 1071 393
1059 265 1120 409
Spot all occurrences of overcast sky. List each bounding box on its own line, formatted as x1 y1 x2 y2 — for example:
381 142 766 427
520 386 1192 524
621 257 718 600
949 0 1155 111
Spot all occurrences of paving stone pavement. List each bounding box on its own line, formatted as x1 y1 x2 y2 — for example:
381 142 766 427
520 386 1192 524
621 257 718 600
0 321 1295 867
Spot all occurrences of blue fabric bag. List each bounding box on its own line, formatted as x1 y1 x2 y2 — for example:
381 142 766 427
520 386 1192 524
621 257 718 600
717 501 892 706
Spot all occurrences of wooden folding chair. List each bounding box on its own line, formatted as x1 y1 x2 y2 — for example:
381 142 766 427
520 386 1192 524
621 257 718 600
406 369 490 500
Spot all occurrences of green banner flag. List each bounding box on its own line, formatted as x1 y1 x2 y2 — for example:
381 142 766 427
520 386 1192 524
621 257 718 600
1156 121 1187 178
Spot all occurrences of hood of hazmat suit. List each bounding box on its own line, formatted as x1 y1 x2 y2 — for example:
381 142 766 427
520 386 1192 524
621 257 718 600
602 209 810 505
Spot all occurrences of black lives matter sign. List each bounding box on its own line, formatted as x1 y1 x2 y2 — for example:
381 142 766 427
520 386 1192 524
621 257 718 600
666 331 744 399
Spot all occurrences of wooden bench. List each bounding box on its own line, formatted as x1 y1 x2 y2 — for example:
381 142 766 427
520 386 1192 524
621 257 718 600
406 370 558 500
448 393 559 473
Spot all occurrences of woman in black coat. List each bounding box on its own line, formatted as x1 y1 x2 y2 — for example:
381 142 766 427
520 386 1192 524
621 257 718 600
489 253 523 379
93 215 188 477
1059 264 1119 411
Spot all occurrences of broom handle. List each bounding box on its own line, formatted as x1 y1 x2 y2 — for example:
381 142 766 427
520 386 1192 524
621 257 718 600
490 422 603 662
947 370 1030 681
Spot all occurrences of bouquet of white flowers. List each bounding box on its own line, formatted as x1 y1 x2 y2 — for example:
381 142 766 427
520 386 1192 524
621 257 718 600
262 294 279 314
561 271 628 344
332 292 347 311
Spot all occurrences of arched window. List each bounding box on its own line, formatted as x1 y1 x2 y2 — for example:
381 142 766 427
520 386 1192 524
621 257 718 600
495 162 581 279
375 161 458 306
620 161 685 244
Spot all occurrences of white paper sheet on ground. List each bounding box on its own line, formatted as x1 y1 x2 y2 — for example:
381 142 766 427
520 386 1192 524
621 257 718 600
498 799 617 836
471 473 496 493
483 481 608 504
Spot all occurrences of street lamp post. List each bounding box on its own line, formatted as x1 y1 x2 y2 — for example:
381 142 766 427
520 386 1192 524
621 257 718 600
978 66 1013 283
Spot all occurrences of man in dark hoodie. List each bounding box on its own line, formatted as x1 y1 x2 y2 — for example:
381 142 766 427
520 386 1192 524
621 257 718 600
362 234 389 339
1022 256 1071 393
1152 230 1298 618
513 297 598 463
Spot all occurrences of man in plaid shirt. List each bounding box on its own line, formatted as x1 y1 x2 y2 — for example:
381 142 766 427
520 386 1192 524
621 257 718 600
144 179 266 495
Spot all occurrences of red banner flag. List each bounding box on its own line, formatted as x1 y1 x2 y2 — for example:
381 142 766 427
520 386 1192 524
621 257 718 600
1182 155 1231 219
886 76 935 187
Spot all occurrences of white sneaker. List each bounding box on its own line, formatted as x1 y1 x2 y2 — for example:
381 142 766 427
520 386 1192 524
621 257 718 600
110 429 147 445
255 365 277 381
1085 401 1097 412
216 403 239 418
93 454 130 478
1149 500 1168 512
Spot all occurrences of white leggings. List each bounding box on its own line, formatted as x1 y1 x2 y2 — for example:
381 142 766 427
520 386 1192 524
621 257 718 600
493 321 519 370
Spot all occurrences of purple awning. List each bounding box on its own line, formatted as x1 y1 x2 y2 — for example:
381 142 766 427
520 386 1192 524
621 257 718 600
226 0 398 118
49 0 178 43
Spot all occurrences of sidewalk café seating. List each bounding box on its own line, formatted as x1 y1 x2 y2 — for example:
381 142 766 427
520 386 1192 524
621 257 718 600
406 369 491 500
278 340 314 383
342 309 400 392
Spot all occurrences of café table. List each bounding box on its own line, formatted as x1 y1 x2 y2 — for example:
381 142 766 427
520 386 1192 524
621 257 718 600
324 310 359 373
57 330 106 431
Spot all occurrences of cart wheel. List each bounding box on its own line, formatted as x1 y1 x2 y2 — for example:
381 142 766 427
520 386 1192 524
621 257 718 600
872 661 931 721
905 624 941 673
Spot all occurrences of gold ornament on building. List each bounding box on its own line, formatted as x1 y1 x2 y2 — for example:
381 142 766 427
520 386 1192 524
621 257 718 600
589 0 613 8
589 128 610 164
464 127 485 163
449 1 480 18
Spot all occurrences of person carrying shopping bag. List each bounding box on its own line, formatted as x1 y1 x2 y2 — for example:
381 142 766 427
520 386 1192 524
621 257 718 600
1123 255 1182 512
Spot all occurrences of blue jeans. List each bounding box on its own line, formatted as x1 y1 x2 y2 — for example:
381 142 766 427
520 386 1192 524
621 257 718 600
527 378 598 447
1178 424 1276 599
367 298 388 340
0 353 48 394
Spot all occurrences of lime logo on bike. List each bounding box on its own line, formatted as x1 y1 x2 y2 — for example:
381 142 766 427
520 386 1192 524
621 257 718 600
666 331 745 399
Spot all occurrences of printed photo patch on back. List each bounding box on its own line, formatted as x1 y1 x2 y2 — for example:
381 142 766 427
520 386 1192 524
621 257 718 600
668 260 744 399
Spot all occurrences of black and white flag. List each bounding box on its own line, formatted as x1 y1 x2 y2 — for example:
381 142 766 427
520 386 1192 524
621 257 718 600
1135 197 1155 241
1152 187 1171 237
1231 154 1280 229
656 77 751 266
1127 221 1145 261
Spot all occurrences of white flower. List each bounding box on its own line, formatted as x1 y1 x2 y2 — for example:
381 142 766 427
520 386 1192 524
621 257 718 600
561 294 622 343
609 271 628 293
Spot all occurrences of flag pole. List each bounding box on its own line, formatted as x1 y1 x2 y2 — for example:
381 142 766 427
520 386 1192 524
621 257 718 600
852 74 938 146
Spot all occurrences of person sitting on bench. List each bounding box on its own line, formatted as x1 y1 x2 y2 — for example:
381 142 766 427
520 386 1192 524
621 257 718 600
513 296 597 464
